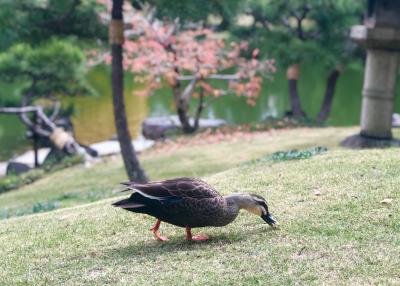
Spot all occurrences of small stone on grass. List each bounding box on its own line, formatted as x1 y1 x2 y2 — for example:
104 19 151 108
380 198 393 205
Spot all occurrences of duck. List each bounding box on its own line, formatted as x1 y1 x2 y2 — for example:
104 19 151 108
112 177 278 242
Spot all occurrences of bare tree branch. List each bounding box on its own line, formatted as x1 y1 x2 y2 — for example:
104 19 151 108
177 74 240 81
193 87 205 130
0 106 53 136
182 78 197 102
0 106 39 113
0 106 57 130
20 94 35 129
36 108 57 130
290 4 311 41
49 100 61 121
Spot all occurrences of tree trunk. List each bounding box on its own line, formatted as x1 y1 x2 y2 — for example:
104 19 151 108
193 88 205 131
111 0 148 182
172 85 196 134
33 112 39 167
286 64 305 118
317 67 342 123
177 103 195 133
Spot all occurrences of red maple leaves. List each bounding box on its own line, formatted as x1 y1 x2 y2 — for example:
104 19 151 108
95 0 276 106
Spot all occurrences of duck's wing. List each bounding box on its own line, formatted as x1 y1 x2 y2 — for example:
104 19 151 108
121 177 220 199
113 178 221 223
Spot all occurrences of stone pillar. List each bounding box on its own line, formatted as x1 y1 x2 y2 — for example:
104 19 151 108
341 1 400 148
360 49 399 138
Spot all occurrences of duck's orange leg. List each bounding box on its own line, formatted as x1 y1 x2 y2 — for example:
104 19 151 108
185 227 209 241
150 219 168 242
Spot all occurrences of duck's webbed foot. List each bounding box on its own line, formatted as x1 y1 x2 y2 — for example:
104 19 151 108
150 219 169 242
185 227 209 241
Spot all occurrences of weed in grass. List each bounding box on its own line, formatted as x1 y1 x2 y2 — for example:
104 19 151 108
31 201 59 214
244 146 328 166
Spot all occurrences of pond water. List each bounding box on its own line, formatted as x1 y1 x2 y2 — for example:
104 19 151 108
1 62 397 161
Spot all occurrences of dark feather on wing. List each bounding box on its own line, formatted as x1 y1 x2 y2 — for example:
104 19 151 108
113 177 225 227
120 177 221 199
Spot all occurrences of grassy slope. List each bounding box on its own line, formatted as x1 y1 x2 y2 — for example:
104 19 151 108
1 128 400 285
0 127 354 215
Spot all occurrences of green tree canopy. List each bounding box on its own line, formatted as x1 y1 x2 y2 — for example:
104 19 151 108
0 0 105 104
0 0 106 51
0 39 91 99
236 0 364 68
132 0 242 30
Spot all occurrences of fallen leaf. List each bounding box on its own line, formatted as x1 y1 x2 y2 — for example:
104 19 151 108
380 198 393 205
297 246 306 256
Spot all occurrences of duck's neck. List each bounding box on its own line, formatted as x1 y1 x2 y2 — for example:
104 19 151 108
224 193 261 217
210 194 256 227
224 193 255 210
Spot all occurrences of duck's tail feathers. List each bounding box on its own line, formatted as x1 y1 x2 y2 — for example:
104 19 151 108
112 190 181 211
112 198 145 209
113 191 150 209
119 182 153 193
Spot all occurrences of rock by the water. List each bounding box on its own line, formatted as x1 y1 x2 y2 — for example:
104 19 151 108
12 148 51 168
0 162 8 177
6 162 31 175
142 116 181 140
90 135 155 157
142 116 227 140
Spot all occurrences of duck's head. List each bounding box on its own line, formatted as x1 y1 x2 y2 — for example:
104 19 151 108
227 193 278 228
248 194 278 228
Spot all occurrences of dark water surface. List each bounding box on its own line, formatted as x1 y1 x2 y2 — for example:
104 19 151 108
0 63 389 161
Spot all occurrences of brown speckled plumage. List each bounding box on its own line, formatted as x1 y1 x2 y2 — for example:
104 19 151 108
113 177 277 231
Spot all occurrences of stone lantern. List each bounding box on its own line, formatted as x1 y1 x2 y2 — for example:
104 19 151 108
341 0 400 148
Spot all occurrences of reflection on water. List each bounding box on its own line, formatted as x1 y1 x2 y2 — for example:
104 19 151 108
3 62 391 161
64 67 149 144
0 115 26 160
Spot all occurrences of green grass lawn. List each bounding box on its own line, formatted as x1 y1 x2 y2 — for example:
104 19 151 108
0 127 399 285
0 127 355 218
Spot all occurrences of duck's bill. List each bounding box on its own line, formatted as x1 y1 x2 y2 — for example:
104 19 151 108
262 214 278 227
